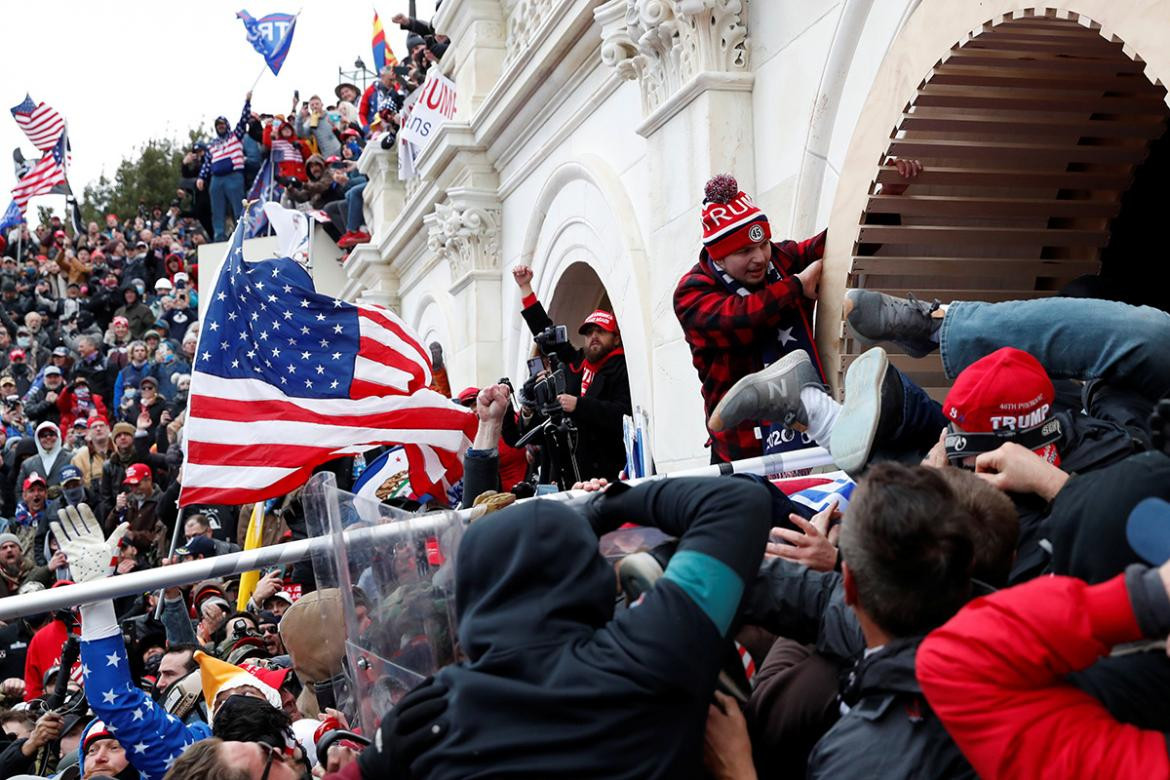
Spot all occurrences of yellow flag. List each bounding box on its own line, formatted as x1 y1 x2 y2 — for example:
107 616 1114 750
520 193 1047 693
235 502 267 611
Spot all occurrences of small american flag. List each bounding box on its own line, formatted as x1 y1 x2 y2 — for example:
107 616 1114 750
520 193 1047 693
10 94 65 151
180 219 476 506
11 134 68 212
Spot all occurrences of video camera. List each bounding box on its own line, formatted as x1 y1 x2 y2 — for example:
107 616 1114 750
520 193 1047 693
533 324 569 354
520 324 570 414
515 324 581 490
519 363 566 416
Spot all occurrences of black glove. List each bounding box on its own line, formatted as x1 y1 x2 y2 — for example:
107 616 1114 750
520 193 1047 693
1152 397 1170 456
357 676 449 780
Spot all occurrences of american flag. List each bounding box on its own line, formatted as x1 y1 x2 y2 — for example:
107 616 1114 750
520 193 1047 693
180 219 476 507
10 94 65 151
11 134 68 212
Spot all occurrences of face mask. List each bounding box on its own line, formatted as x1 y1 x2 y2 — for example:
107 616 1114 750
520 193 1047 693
135 283 145 296
16 337 30 348
63 486 85 506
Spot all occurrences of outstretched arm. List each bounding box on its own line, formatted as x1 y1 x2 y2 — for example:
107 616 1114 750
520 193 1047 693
591 477 772 691
234 93 253 139
918 567 1170 780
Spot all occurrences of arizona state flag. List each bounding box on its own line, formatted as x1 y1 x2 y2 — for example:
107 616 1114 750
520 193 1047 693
372 11 398 72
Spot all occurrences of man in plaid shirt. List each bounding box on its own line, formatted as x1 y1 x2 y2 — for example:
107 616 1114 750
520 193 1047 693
675 163 922 465
674 175 827 463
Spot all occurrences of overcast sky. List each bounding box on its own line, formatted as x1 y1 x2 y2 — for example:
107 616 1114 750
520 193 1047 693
1 0 437 218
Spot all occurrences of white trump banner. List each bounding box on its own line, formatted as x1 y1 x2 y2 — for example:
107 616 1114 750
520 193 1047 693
399 71 457 154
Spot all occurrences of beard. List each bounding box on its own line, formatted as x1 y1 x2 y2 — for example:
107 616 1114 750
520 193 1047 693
584 342 612 363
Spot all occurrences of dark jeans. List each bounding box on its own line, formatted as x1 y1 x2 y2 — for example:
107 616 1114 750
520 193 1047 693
888 368 950 455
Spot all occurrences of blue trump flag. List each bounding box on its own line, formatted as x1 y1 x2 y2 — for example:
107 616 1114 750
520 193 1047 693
0 200 22 234
237 9 298 75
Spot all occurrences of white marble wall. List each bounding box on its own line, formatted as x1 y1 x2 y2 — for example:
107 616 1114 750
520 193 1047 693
351 0 920 472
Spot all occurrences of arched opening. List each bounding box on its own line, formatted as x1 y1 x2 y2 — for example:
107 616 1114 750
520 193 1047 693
546 261 613 350
838 11 1170 398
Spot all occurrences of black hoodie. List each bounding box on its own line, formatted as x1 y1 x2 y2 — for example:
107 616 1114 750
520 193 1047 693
412 477 771 779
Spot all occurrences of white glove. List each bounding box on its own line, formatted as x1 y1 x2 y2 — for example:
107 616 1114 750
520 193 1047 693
49 504 128 585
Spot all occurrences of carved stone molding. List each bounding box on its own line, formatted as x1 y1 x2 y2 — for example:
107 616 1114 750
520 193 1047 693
596 0 749 115
503 0 555 65
424 194 502 287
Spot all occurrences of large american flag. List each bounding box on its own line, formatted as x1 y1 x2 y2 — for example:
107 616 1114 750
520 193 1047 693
180 221 476 506
11 134 68 212
10 95 65 151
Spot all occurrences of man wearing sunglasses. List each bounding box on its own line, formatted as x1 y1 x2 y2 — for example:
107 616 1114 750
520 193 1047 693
167 737 306 780
256 611 285 657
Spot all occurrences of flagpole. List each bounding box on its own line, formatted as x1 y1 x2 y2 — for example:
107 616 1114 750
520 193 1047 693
157 216 248 619
265 160 275 236
0 446 835 621
249 62 269 93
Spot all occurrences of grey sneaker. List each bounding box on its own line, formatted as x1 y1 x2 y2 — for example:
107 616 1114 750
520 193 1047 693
708 350 824 433
844 290 941 358
831 347 890 476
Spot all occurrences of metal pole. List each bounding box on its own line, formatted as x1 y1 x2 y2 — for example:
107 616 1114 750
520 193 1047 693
0 446 836 620
151 496 187 620
0 511 453 621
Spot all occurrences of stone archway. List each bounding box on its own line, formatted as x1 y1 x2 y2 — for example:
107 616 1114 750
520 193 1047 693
818 4 1170 398
547 262 612 351
514 156 653 418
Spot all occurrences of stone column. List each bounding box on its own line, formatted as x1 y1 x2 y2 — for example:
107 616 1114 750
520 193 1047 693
358 143 406 243
424 189 503 386
596 0 754 466
433 0 508 118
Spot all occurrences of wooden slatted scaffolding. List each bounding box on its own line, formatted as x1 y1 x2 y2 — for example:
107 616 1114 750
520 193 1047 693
841 11 1170 400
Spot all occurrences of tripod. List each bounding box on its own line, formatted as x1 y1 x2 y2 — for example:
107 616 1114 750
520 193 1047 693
515 405 582 492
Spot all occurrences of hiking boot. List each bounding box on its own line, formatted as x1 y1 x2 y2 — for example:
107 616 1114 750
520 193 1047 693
831 347 904 476
844 290 941 359
708 350 824 433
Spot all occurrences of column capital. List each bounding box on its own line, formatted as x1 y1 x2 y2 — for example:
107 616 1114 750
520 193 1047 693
596 0 749 116
423 189 502 292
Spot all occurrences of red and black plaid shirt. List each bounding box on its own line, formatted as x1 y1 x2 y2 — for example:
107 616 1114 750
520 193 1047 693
673 231 827 462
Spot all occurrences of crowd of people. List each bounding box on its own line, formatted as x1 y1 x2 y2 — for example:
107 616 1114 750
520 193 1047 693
1 17 1169 777
178 10 449 250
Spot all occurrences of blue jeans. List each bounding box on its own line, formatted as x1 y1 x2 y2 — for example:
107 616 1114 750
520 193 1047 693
210 171 245 241
940 298 1170 402
345 177 368 232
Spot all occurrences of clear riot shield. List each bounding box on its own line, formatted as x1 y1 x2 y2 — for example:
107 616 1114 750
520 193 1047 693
301 471 462 735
